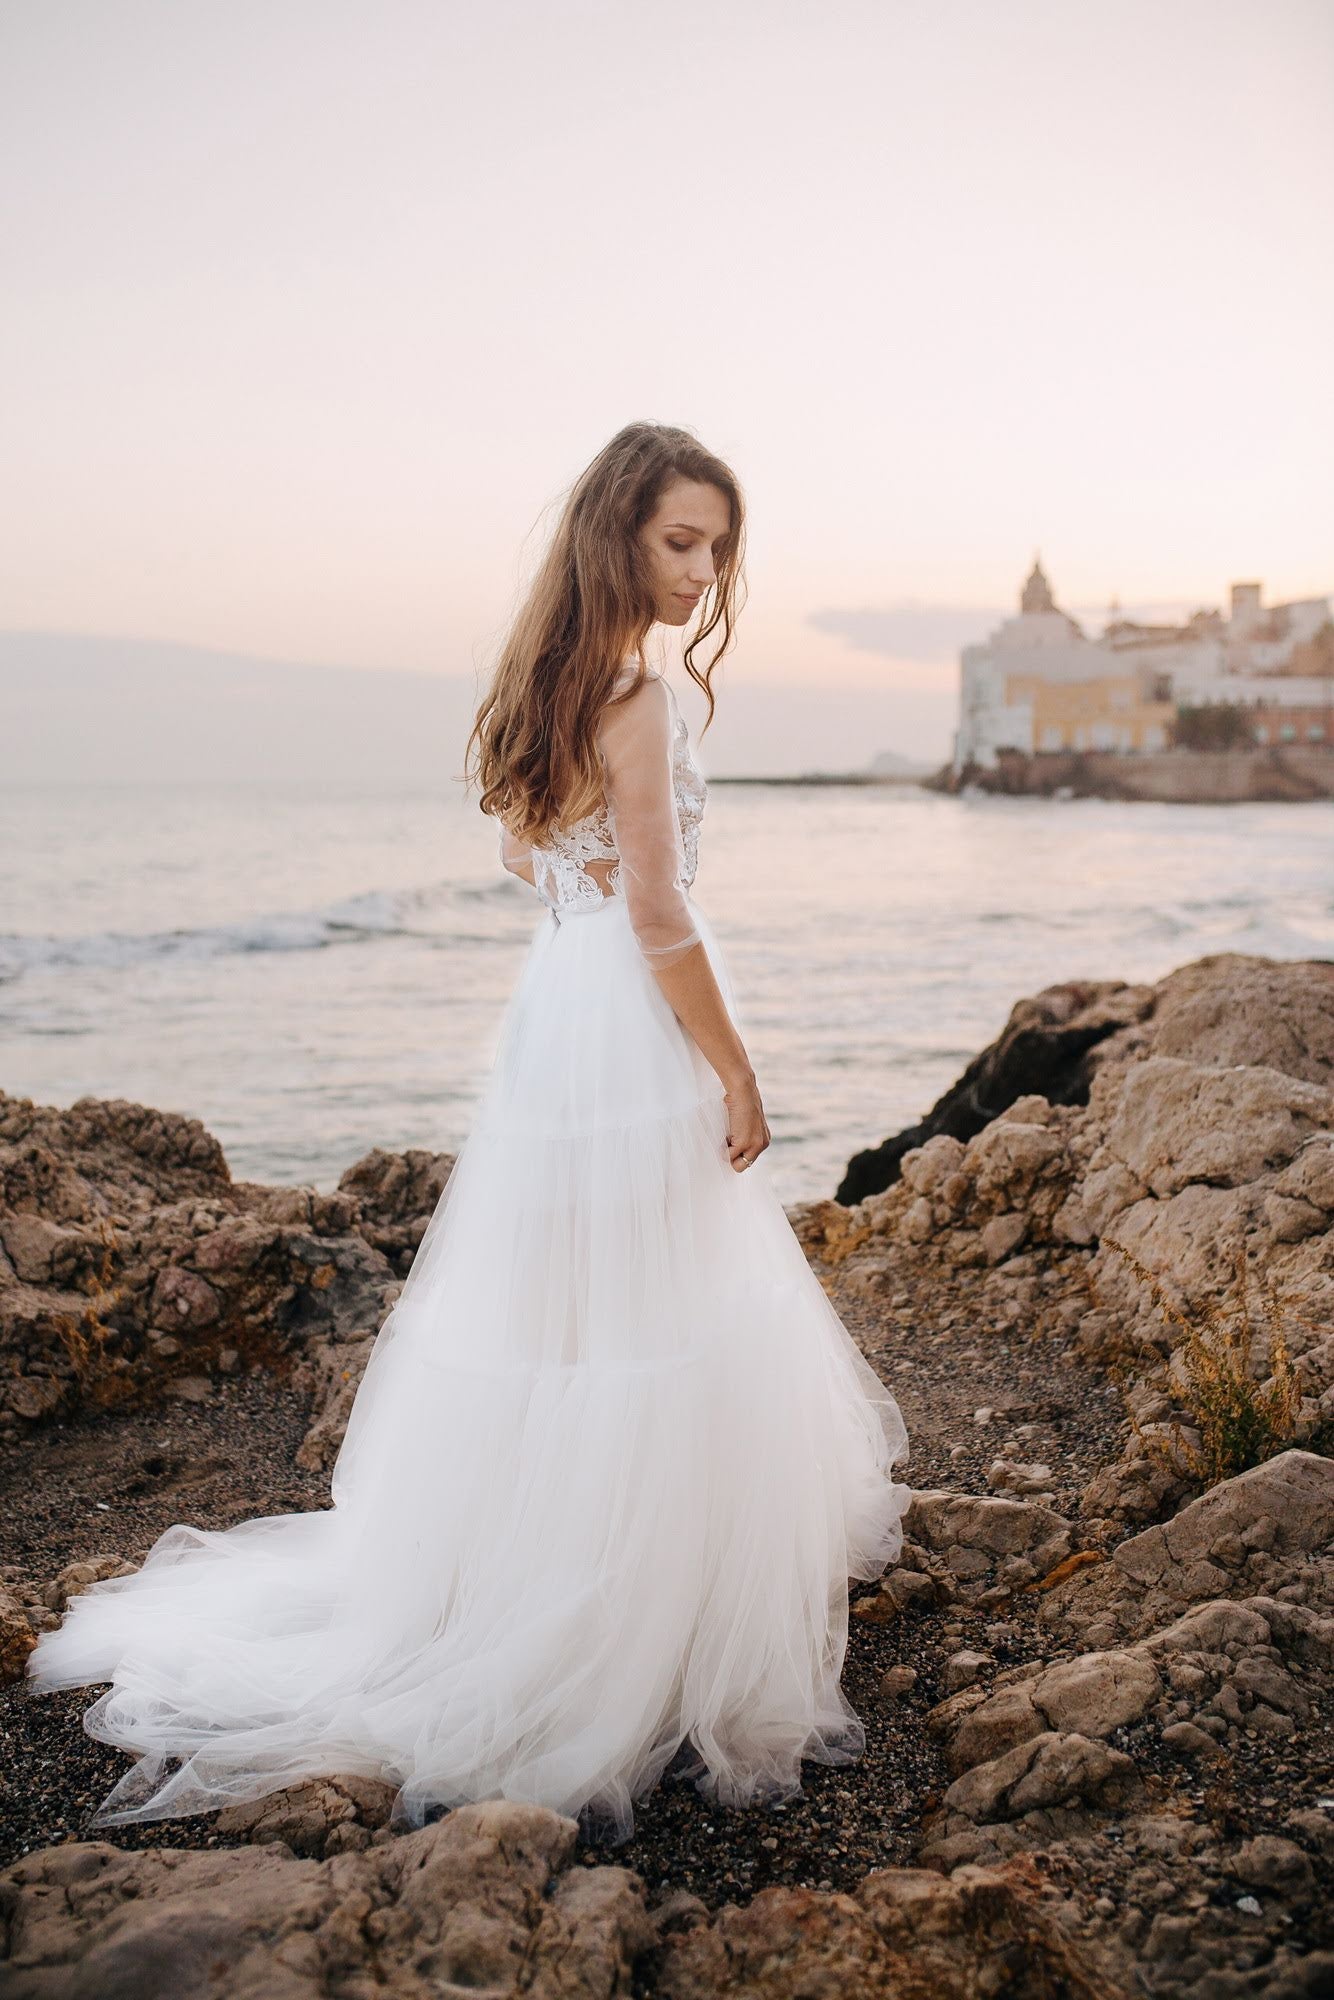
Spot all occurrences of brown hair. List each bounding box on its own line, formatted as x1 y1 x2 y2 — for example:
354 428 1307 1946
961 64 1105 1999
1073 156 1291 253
465 422 747 847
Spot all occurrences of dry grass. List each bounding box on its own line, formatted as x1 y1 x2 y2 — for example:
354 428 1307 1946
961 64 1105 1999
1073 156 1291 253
1100 1237 1312 1486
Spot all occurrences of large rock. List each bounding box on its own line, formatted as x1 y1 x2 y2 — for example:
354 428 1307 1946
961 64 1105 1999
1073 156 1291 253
1071 1034 1333 1378
0 1092 231 1216
0 1801 654 2000
0 1581 36 1681
1042 1452 1334 1653
908 1491 1074 1587
811 959 1334 1550
943 1731 1139 1826
1146 954 1334 1086
837 978 1149 1202
837 955 1334 1260
0 1090 449 1465
0 1801 1126 2000
945 1650 1162 1775
658 1856 1123 1999
212 1773 403 1858
1112 1450 1334 1615
336 1144 455 1274
1098 1057 1332 1200
936 1570 1333 1804
838 954 1334 1205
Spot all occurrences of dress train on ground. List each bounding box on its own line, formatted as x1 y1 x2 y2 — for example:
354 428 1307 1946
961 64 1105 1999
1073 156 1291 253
28 890 912 1842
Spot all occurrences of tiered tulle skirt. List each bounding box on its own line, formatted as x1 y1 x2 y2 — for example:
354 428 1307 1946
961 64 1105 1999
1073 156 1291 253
27 890 912 1840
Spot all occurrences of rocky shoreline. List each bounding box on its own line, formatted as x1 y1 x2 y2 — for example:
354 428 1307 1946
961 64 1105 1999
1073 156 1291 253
2 949 1332 1997
925 744 1334 803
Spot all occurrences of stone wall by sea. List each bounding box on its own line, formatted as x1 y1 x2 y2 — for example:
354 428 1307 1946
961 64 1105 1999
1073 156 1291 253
934 744 1334 802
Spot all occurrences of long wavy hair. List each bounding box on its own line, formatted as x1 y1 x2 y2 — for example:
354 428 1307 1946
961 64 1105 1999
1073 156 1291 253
465 422 747 847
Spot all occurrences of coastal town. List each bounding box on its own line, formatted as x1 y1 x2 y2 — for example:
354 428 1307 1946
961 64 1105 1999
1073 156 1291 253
942 564 1333 801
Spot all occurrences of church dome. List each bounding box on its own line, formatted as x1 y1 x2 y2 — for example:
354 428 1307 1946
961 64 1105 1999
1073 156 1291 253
1021 554 1057 615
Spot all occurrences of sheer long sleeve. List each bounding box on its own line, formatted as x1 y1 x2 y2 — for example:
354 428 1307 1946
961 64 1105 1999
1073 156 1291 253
596 675 702 968
498 823 537 889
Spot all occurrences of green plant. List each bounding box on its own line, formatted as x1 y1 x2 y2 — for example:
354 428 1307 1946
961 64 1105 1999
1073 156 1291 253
1169 700 1254 752
1101 1237 1311 1486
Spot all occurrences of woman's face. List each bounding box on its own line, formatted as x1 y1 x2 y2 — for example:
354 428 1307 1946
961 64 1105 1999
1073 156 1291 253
640 477 732 627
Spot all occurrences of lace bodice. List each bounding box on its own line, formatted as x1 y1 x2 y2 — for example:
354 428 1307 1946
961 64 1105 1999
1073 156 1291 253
530 673 705 916
498 665 708 966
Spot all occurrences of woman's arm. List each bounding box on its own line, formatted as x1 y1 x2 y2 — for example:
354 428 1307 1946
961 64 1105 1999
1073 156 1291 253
597 676 769 1168
650 946 771 1171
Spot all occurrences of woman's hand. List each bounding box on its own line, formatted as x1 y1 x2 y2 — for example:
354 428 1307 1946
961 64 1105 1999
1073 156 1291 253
722 1070 771 1173
645 942 770 1173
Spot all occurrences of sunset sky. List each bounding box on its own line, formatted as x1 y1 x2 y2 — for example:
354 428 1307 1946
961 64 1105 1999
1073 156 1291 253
2 0 1330 764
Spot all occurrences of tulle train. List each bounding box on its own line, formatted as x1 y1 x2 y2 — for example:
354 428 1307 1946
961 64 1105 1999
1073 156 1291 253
27 891 912 1841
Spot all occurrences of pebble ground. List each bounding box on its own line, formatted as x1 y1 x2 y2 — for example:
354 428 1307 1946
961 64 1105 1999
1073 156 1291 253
2 1264 1132 1905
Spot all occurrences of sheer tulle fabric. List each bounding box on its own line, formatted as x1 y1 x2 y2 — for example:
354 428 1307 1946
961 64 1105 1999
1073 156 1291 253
596 672 701 964
28 893 911 1842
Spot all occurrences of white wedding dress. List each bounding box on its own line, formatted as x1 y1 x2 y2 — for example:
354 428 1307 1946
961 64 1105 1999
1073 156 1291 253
28 661 912 1842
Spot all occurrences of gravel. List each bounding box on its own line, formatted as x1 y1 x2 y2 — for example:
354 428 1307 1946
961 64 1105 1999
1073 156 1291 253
4 1257 1332 1995
4 1262 1126 1900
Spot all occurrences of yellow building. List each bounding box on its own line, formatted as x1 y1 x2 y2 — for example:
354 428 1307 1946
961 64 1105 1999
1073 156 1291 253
953 559 1181 772
1005 671 1175 754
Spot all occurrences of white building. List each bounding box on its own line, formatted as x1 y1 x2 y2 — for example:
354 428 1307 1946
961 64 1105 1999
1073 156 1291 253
1222 582 1330 673
954 560 1085 771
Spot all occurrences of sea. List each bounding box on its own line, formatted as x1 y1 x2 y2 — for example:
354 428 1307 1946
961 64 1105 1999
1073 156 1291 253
3 780 1331 1205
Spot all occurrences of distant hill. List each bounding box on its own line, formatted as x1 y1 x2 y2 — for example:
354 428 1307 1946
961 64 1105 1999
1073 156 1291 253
1 631 478 787
3 631 952 784
866 747 936 778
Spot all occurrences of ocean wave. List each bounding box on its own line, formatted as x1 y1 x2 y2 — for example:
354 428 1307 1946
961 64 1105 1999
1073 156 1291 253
0 881 513 983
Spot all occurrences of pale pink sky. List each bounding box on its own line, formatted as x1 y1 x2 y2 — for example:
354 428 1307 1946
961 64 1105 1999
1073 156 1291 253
1 0 1330 762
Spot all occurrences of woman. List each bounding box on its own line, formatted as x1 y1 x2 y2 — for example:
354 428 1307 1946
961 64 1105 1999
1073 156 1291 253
28 422 912 1844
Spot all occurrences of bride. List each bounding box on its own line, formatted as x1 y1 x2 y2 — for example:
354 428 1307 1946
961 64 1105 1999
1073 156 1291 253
28 421 912 1844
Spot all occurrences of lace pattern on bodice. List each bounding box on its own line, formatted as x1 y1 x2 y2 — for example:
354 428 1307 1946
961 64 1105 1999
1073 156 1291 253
530 673 706 923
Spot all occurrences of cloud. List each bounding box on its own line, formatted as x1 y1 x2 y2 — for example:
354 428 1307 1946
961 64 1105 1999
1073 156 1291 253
807 597 1219 666
808 603 1006 666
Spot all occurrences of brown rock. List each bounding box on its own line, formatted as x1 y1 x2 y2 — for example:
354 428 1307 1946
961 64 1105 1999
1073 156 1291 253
1026 1649 1162 1738
0 1582 37 1683
42 1554 137 1614
1101 1056 1333 1200
1148 954 1334 1085
1160 1720 1222 1757
336 1144 455 1271
213 1773 401 1858
908 1492 1074 1581
1227 1834 1316 1899
0 1087 403 1458
876 1663 918 1700
147 1265 221 1331
1112 1450 1334 1611
0 1800 653 2000
659 1857 1123 1998
950 1683 1043 1773
0 1803 1128 2000
980 1213 1028 1265
944 1730 1139 1825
